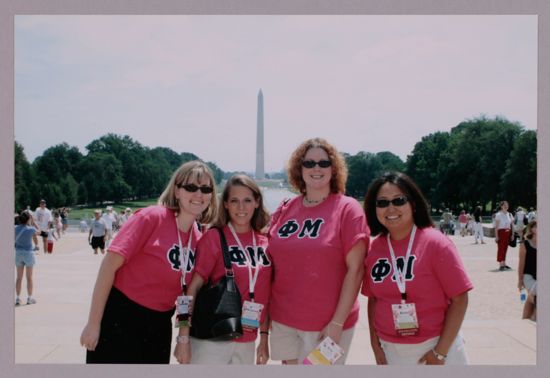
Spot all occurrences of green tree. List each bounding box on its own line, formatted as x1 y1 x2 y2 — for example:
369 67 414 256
345 151 383 198
14 141 36 211
501 130 537 208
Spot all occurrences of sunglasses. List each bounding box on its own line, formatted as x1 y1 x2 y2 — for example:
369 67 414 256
302 159 332 169
375 196 409 208
177 183 214 194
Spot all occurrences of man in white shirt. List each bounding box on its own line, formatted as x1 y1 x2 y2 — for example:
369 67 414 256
34 199 52 253
101 206 117 247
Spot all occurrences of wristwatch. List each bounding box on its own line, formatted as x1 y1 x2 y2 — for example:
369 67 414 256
431 348 447 361
176 335 190 344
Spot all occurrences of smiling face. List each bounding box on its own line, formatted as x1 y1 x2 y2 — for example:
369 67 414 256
224 185 259 233
375 182 415 240
301 147 332 193
175 176 213 218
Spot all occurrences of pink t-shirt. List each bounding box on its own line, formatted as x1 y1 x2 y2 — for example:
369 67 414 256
361 227 473 343
109 206 202 312
194 226 271 343
267 193 369 331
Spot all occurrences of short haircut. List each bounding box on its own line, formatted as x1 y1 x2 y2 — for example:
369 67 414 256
214 174 270 232
157 160 218 224
363 171 433 237
286 137 347 194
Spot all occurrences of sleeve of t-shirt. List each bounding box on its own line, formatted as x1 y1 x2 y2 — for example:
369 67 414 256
432 239 474 298
268 197 294 239
107 207 159 263
194 228 222 282
340 198 370 256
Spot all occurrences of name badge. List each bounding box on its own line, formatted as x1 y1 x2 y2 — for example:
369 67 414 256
303 336 344 365
176 295 193 315
391 302 419 336
241 300 264 331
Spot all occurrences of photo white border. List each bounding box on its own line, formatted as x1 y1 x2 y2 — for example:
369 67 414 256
1 1 548 377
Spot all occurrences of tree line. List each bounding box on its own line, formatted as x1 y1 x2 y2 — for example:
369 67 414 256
345 116 536 213
14 134 223 210
15 116 536 214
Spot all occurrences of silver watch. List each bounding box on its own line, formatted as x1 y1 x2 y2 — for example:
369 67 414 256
432 348 447 361
176 335 190 344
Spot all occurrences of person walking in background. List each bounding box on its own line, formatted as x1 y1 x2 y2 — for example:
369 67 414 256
527 207 537 222
34 199 52 253
15 210 40 306
80 160 218 364
362 171 472 365
119 208 133 228
494 200 514 271
175 174 271 365
517 220 537 320
267 138 369 365
101 206 117 247
513 207 527 239
458 210 468 237
473 206 486 244
54 210 63 239
46 224 58 254
60 207 69 234
88 210 107 255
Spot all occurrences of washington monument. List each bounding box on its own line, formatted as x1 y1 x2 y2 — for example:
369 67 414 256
255 89 265 179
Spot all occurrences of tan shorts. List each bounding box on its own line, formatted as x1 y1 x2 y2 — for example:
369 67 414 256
270 320 355 364
190 337 255 364
379 334 468 365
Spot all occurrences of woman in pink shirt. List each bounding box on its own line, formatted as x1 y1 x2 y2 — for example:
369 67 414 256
176 174 271 364
362 171 472 365
80 161 218 364
268 138 369 364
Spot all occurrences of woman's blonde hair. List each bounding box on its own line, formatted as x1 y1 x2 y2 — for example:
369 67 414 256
158 160 218 224
287 137 347 194
213 174 270 232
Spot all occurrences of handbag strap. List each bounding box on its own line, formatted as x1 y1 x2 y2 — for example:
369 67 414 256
215 227 234 276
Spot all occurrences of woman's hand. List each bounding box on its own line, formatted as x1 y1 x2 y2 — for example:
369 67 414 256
174 341 191 364
418 349 445 365
80 322 100 351
371 341 387 365
319 322 344 345
256 335 270 364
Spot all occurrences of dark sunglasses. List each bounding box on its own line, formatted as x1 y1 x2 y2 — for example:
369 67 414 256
302 159 332 169
177 183 214 194
375 196 409 208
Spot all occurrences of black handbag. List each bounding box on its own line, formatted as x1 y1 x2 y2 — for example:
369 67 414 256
190 227 243 340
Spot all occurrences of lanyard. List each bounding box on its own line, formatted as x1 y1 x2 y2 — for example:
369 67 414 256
176 215 193 295
386 224 417 303
228 222 259 301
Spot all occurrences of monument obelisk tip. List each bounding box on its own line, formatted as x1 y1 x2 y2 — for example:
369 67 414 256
255 89 265 180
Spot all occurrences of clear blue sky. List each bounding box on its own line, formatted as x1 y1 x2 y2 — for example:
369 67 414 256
15 15 537 172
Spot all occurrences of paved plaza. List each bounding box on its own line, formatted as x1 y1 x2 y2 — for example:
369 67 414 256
14 228 536 365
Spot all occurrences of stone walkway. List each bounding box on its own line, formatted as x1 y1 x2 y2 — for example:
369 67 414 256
14 229 535 365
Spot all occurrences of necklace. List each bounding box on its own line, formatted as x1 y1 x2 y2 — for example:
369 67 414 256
303 195 328 205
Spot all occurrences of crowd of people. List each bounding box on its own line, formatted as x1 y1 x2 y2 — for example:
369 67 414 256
15 137 536 366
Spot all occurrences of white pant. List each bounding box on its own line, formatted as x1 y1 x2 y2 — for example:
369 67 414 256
379 334 468 365
190 337 255 364
270 320 355 364
474 222 484 242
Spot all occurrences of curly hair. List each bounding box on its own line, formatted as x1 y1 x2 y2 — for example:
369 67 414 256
286 137 347 194
213 174 270 232
157 160 218 224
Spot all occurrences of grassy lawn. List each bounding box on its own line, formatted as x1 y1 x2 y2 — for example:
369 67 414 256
68 199 157 220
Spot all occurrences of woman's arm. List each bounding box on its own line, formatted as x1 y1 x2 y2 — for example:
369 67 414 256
173 273 205 364
367 297 387 365
256 317 270 365
418 291 469 365
517 242 527 290
80 252 125 350
320 240 366 344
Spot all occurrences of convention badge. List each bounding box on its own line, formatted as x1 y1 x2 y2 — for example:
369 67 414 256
303 336 344 365
241 300 264 331
174 295 193 328
391 302 419 336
